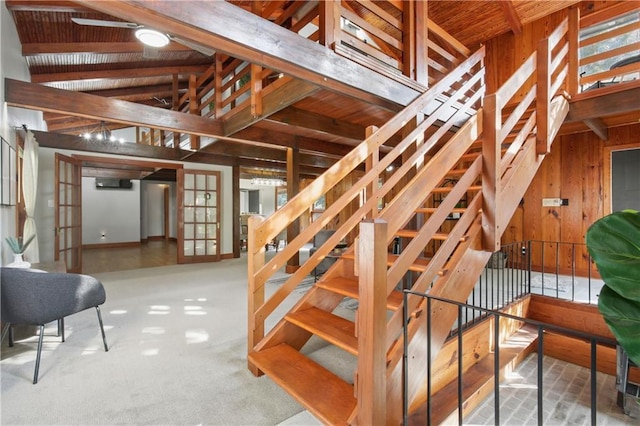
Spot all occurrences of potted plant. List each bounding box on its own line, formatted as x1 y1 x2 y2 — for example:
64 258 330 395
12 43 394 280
586 210 640 415
4 234 35 268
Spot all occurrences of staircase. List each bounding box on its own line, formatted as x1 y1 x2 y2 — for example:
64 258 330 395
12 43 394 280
247 18 571 425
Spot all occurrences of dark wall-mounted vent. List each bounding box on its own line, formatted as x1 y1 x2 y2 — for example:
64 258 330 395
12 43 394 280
95 178 133 189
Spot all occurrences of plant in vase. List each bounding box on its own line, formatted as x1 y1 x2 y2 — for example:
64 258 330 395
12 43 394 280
4 234 35 268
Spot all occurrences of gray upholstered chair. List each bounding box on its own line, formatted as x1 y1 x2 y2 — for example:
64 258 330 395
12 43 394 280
0 267 109 384
310 229 337 277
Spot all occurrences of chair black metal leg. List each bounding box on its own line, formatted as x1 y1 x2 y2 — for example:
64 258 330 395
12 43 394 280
96 306 109 352
33 324 45 384
8 324 14 347
59 318 65 342
1 322 11 346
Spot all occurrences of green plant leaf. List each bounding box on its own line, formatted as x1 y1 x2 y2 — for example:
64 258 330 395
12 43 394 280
586 210 640 366
598 286 640 366
586 210 640 303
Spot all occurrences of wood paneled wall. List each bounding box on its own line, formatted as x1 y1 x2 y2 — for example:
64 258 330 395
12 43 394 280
505 124 639 275
483 2 639 275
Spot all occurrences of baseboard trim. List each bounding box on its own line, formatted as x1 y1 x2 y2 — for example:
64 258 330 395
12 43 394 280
83 241 141 250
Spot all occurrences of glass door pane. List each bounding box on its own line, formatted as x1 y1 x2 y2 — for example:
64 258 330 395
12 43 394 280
177 169 221 263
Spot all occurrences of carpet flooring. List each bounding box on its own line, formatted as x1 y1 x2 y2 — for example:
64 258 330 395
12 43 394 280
1 258 318 425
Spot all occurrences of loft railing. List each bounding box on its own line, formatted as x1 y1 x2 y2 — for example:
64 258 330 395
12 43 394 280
576 3 640 95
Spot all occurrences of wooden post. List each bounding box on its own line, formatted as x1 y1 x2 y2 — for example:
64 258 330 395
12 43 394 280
188 74 200 150
172 73 180 148
247 214 266 376
415 1 428 86
357 219 388 425
250 63 263 118
286 147 300 273
536 38 551 155
214 53 224 119
319 0 340 49
365 125 379 219
402 0 416 80
482 93 501 252
567 6 580 97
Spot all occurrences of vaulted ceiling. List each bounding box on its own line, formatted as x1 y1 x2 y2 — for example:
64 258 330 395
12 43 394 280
4 0 587 179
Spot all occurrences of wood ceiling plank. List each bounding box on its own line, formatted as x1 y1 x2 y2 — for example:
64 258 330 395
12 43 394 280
22 42 191 55
30 65 209 84
75 0 419 111
6 79 224 138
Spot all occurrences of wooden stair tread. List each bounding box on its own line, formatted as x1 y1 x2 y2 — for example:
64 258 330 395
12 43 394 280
249 343 356 425
409 325 538 425
396 229 468 244
416 207 467 214
431 185 481 193
340 252 432 274
316 276 403 310
286 307 358 355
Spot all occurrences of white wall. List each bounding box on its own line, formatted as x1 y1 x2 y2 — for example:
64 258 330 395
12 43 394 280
140 180 177 239
1 2 46 265
82 177 141 245
240 178 277 216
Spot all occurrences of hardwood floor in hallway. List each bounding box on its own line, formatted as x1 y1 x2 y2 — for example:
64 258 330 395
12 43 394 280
82 239 177 275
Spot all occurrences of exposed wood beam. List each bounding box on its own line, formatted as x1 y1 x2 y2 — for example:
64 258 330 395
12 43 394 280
583 118 609 141
268 106 366 140
75 0 421 111
30 65 209 84
202 140 336 169
222 77 320 136
6 79 224 138
22 42 191 55
231 126 352 158
500 1 523 36
83 83 188 101
5 0 92 12
565 87 640 122
82 168 149 180
30 130 185 160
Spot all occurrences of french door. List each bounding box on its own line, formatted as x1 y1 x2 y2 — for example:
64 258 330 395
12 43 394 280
54 153 82 272
177 169 221 263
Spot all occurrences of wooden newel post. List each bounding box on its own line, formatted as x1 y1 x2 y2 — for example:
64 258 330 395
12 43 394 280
247 214 266 376
357 219 388 424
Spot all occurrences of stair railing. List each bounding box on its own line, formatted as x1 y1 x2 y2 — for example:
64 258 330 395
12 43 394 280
248 48 486 358
361 18 572 421
483 16 570 251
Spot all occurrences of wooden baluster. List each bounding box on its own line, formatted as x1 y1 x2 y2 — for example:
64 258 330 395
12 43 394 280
568 6 580 97
357 219 388 424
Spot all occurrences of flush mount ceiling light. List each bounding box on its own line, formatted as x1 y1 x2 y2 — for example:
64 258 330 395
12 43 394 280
135 28 169 47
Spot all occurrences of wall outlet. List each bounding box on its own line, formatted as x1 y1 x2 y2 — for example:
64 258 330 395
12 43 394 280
542 198 562 207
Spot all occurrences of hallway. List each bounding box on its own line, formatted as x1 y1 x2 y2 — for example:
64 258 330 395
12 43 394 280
81 239 177 275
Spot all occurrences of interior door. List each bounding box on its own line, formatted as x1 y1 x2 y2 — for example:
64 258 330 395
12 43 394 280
55 153 82 272
177 169 221 263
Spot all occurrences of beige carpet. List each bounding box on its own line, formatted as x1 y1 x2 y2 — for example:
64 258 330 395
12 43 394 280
1 257 330 425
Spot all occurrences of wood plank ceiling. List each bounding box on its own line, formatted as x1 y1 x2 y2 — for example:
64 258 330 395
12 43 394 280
5 0 584 180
